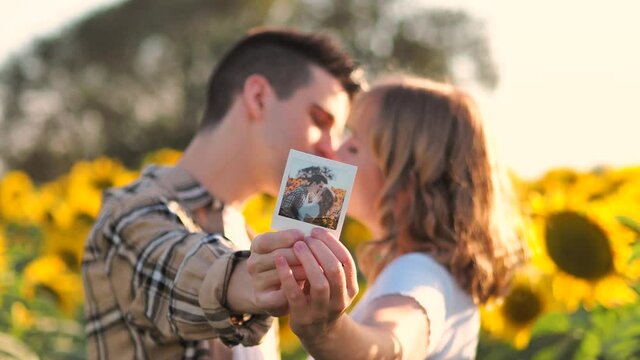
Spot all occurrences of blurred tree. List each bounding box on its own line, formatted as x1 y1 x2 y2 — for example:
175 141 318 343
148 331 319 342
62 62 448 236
0 0 497 181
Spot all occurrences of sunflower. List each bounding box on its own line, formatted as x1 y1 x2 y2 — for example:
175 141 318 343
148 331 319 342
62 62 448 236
141 148 183 166
243 194 276 235
0 226 6 269
67 157 137 218
481 269 557 349
11 302 36 329
0 171 44 223
41 219 92 271
0 226 8 293
604 166 640 225
35 179 90 270
38 177 77 229
22 255 83 315
525 183 639 311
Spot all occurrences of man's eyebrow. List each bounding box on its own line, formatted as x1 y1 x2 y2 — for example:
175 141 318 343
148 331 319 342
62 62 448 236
309 103 335 127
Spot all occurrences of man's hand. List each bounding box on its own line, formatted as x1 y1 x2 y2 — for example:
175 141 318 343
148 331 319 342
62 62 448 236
275 228 359 344
248 229 308 316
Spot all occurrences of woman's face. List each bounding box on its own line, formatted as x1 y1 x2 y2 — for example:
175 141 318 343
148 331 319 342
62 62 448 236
336 96 385 236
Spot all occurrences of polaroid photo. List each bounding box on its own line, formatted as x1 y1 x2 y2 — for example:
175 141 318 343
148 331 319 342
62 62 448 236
271 149 357 237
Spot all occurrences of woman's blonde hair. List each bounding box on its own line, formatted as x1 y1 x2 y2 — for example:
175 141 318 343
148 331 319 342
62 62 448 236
357 76 526 304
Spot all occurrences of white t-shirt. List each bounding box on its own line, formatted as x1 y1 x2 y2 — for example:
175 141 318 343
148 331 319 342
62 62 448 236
297 202 320 221
349 253 480 360
223 207 280 360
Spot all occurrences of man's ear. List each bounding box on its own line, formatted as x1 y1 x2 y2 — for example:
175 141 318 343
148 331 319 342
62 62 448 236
242 74 271 121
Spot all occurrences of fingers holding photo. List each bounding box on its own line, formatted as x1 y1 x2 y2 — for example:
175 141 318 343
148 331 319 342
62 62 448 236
310 227 359 298
275 255 308 313
251 229 304 254
292 241 331 314
248 229 306 277
302 235 348 308
253 265 307 290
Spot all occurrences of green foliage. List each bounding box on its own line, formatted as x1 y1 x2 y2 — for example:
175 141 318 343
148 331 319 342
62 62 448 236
0 0 497 181
480 304 640 360
618 216 640 236
1 226 86 360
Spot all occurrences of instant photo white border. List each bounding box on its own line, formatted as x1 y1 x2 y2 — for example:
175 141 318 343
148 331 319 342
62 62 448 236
271 149 357 237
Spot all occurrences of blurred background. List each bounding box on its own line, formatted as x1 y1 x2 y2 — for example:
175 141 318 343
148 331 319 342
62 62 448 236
0 0 639 359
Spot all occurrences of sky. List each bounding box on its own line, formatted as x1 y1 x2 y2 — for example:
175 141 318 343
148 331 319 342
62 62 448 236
413 0 640 178
1 0 638 179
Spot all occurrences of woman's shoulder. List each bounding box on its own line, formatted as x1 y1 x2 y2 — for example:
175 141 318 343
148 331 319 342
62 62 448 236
370 252 475 309
382 252 450 284
359 252 478 357
388 252 445 269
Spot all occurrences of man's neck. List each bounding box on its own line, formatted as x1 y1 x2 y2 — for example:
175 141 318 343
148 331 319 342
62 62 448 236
178 126 264 210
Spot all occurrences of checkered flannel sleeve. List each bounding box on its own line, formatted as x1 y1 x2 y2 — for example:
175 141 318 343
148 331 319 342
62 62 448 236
279 187 306 219
83 195 271 353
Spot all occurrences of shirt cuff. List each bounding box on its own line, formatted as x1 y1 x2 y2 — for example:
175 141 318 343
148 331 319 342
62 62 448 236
199 250 273 347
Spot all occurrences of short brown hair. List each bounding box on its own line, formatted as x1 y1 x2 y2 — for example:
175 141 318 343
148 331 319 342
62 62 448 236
200 27 361 129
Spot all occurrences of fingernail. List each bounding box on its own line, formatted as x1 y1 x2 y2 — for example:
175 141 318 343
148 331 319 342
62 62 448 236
311 228 324 237
276 256 286 266
294 241 306 251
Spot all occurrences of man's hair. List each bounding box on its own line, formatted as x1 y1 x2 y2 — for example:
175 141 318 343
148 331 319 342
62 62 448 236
199 27 361 130
309 174 328 185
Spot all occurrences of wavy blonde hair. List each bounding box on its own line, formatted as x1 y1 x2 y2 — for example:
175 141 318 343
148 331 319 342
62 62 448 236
356 76 526 304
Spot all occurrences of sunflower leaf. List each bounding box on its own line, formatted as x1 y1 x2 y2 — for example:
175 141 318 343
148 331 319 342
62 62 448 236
629 241 640 263
530 312 571 336
521 332 582 360
574 330 602 359
617 216 640 235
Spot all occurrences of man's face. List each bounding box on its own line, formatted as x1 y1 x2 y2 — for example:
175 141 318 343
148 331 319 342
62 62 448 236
262 65 350 192
309 182 324 195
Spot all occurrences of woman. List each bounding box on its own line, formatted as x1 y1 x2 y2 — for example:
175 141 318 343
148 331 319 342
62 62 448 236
298 187 335 223
273 76 525 359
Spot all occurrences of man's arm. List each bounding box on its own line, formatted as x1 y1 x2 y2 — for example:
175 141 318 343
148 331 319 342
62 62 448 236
279 187 305 219
100 197 271 346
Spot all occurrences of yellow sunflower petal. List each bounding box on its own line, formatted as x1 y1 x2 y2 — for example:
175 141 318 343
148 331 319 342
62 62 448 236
594 276 638 308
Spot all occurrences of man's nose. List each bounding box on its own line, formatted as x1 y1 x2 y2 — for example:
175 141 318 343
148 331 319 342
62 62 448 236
314 131 336 160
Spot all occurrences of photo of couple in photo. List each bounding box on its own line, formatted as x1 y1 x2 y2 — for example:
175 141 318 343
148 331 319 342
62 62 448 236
278 166 344 230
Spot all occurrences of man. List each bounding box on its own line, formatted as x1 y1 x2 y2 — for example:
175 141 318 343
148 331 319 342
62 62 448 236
82 27 361 359
279 174 327 220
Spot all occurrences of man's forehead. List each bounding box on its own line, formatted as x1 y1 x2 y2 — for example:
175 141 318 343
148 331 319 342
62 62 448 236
307 67 350 115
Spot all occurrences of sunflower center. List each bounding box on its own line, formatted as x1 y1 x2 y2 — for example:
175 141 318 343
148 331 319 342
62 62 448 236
545 211 613 280
77 213 95 225
93 178 114 190
59 250 80 271
503 285 542 325
35 284 62 305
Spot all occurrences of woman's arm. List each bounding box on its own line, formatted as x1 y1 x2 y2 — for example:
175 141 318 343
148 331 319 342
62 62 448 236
276 235 430 360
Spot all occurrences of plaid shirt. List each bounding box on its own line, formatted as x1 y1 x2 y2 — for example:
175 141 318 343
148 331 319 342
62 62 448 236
82 165 273 359
278 187 308 220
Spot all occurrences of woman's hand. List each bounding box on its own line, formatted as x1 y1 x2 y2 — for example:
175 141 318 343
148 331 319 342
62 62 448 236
275 228 359 344
248 229 308 316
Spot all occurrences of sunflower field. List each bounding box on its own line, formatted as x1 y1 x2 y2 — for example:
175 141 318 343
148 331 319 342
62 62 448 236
1 150 639 359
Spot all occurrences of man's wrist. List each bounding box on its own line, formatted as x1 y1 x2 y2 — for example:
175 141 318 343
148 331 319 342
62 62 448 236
225 251 263 314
